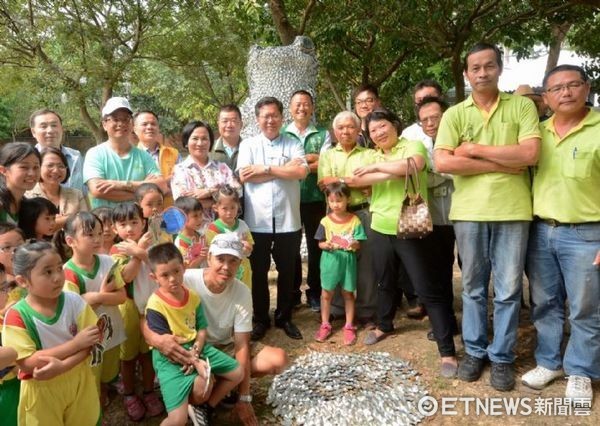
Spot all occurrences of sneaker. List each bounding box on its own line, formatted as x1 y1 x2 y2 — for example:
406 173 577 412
457 354 486 382
124 394 146 422
142 391 165 417
490 362 515 391
308 297 321 312
188 403 213 426
565 375 593 400
343 324 357 346
522 366 564 390
315 322 332 342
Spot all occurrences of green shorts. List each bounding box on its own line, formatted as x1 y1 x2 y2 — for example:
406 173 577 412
0 376 20 426
153 342 239 412
320 250 357 292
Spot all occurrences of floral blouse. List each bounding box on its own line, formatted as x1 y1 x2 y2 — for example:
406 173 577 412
170 156 242 201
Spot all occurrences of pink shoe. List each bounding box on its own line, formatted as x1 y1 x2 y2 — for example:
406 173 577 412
124 394 146 421
343 324 357 345
143 391 165 417
315 322 332 342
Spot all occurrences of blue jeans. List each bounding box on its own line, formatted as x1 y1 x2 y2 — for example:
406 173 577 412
525 222 600 379
454 221 530 363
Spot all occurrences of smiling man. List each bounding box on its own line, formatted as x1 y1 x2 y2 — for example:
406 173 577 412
83 97 167 209
210 104 243 171
434 42 541 391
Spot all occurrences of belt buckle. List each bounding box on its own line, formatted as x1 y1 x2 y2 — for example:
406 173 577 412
547 219 560 227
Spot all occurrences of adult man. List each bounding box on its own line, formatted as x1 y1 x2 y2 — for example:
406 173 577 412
401 79 444 155
210 104 243 171
514 84 550 121
30 109 84 189
83 97 167 209
521 65 600 401
353 84 381 148
237 96 309 341
434 42 541 391
144 234 287 426
134 110 181 206
282 90 331 312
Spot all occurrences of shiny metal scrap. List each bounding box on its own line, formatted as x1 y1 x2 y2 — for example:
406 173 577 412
267 351 429 425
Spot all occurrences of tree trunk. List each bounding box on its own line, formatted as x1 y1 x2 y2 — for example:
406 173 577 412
545 22 572 75
451 53 465 103
268 0 298 45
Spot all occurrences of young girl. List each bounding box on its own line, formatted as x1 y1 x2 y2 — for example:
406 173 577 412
0 323 19 426
205 185 253 289
110 202 164 421
18 197 59 240
92 207 116 254
61 212 127 409
134 183 171 245
0 142 41 225
314 183 367 345
174 196 208 269
0 223 27 327
1 241 101 425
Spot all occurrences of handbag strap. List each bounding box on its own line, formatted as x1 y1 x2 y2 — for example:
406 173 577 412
403 157 421 195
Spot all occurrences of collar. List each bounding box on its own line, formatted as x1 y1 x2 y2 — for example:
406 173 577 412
464 91 509 108
544 108 599 142
333 143 362 154
214 137 240 153
283 122 319 138
138 141 161 155
182 155 216 169
35 143 78 158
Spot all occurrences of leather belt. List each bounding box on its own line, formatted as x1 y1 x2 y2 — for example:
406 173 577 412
348 202 369 213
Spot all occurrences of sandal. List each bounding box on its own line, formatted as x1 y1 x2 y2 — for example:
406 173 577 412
363 329 387 345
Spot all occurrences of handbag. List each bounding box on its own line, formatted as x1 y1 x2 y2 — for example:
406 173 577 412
397 157 433 239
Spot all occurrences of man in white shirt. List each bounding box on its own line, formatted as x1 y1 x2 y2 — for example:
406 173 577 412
237 96 309 341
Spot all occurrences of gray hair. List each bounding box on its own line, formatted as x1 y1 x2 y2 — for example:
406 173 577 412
332 110 361 129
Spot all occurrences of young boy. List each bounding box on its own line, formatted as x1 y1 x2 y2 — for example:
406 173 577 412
174 197 208 269
146 243 243 425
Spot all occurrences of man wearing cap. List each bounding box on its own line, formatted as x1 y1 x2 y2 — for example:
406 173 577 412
144 233 288 425
514 84 550 121
521 65 600 402
83 97 168 208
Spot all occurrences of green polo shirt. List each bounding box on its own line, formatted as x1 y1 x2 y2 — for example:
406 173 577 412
318 144 373 207
368 138 428 235
533 109 600 223
435 92 541 221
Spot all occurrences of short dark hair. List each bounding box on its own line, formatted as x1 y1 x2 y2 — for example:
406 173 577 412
463 42 503 71
18 197 60 239
254 97 283 116
134 182 163 203
0 222 25 240
92 207 113 224
181 120 214 150
29 109 63 128
413 80 443 97
175 196 203 215
39 146 70 184
133 110 159 123
365 108 403 136
417 96 449 118
219 104 242 120
324 182 351 199
290 90 314 104
353 83 379 100
543 64 588 89
112 202 143 223
148 242 184 271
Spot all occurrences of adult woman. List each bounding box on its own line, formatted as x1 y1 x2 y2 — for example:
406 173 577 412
171 121 241 220
353 108 458 378
0 143 41 225
318 111 376 323
25 147 88 229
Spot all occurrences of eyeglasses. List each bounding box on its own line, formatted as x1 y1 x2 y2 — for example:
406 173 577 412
545 80 586 94
356 97 376 106
0 246 18 254
258 114 282 121
418 114 442 126
211 240 243 250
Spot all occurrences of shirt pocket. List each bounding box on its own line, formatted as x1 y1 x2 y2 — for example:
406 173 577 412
562 151 592 179
497 122 519 145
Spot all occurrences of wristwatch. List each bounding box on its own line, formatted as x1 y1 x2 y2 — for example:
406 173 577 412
263 165 271 174
239 394 252 403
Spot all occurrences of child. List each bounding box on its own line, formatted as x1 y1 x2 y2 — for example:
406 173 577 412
2 241 101 425
145 243 243 425
18 197 58 241
0 223 27 324
0 142 41 225
92 207 116 255
110 202 164 421
61 212 127 409
314 183 367 345
0 334 19 426
205 185 253 289
174 196 208 269
135 183 172 245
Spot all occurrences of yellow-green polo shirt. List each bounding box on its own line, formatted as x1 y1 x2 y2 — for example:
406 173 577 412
368 138 428 235
318 144 373 207
435 92 541 221
533 109 600 223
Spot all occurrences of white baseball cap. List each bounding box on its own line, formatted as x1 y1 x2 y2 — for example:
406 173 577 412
209 233 243 259
102 97 132 117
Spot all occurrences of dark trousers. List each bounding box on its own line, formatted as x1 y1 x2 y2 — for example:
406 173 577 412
370 230 456 357
294 201 326 302
250 230 302 325
431 225 458 313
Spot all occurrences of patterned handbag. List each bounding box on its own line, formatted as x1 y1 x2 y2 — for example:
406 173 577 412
397 157 433 239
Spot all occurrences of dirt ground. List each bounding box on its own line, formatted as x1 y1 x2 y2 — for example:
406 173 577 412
104 265 599 425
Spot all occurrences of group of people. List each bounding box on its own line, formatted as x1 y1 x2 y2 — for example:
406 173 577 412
0 40 598 425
